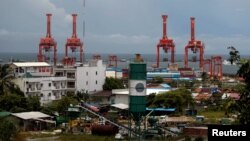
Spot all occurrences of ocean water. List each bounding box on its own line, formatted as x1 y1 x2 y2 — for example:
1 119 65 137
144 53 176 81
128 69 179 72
0 52 241 75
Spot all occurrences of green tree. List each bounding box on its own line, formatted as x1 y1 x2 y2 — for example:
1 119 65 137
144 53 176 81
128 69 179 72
222 98 236 117
227 46 240 65
26 96 41 111
0 64 15 95
153 76 164 83
152 88 194 113
194 136 204 141
46 96 78 114
210 92 223 106
0 94 27 112
237 60 250 124
0 119 17 141
103 77 125 90
76 89 89 102
146 93 156 107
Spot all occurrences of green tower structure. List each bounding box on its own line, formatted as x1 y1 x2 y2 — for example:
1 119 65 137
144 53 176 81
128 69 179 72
129 62 147 138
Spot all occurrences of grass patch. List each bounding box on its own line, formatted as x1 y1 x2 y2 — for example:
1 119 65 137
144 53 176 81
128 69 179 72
198 110 225 124
13 132 57 141
198 111 225 119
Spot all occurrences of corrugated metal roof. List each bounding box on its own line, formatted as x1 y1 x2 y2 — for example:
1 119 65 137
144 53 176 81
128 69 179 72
146 108 176 112
160 84 171 88
106 67 122 72
11 111 51 120
13 62 51 67
111 103 128 110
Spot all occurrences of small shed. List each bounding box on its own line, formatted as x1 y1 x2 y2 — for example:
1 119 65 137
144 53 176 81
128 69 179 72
11 111 55 131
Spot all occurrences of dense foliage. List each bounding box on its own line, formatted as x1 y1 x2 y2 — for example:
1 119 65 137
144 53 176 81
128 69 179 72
103 77 125 90
42 96 78 115
0 64 15 95
146 88 194 113
227 46 240 65
0 64 41 112
237 60 250 124
0 119 17 141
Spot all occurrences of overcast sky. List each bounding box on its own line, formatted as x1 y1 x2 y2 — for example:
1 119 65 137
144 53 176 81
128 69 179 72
1 0 250 55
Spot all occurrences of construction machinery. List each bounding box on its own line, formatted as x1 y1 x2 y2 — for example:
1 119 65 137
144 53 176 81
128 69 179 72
156 15 175 68
37 14 57 66
184 17 205 69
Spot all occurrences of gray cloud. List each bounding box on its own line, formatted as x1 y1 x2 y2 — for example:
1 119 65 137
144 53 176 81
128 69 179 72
0 0 250 55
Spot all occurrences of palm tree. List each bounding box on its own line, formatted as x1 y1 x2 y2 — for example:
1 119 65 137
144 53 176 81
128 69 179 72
0 64 15 95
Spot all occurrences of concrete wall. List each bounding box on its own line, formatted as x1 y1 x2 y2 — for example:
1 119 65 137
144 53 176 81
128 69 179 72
14 77 67 105
76 60 106 93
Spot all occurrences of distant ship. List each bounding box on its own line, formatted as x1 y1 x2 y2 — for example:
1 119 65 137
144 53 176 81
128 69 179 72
223 60 236 65
119 59 127 62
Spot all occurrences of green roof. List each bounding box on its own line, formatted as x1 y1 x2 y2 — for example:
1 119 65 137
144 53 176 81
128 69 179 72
23 72 33 78
0 112 11 118
56 116 69 124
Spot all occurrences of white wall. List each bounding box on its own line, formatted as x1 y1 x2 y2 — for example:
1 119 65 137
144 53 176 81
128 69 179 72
114 94 129 105
76 60 106 93
105 71 123 78
14 77 67 105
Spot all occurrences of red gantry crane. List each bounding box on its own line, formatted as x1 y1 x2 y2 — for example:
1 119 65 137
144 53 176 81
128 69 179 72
92 54 101 60
156 15 175 68
184 17 204 69
37 13 57 66
108 55 118 67
64 14 83 65
203 59 212 77
211 56 223 80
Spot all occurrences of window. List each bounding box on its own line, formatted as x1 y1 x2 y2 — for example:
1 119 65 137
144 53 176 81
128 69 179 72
48 93 51 97
40 93 43 97
111 99 115 104
96 71 98 75
86 72 88 76
48 83 51 87
86 81 88 85
96 80 98 84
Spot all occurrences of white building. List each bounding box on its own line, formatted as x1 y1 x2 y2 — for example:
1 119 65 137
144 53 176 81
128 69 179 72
105 67 123 78
54 59 106 94
76 60 106 93
53 65 77 94
112 89 129 105
12 60 106 105
12 62 52 77
12 62 68 105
